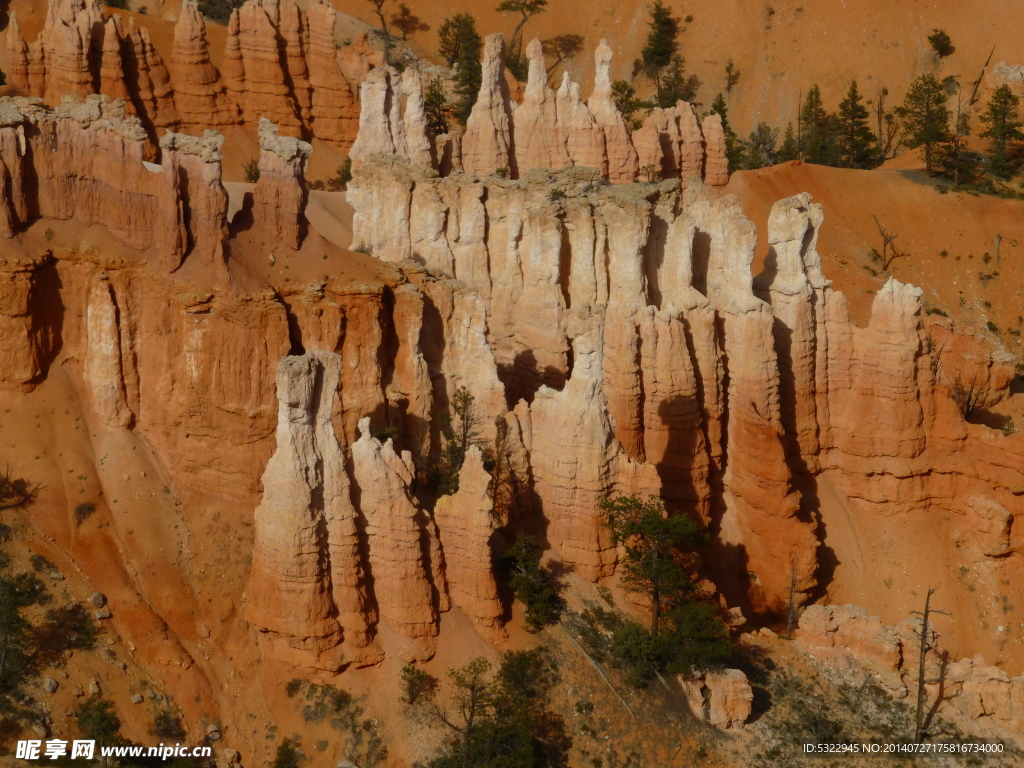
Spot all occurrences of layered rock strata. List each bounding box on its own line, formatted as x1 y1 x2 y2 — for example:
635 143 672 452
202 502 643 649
6 0 363 146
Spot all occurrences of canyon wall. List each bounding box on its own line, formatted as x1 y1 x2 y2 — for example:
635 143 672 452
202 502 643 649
0 75 1022 746
346 150 1024 622
6 0 365 145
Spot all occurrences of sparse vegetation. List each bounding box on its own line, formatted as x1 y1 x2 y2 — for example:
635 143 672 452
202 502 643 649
432 386 487 495
366 0 394 65
505 534 562 630
927 28 954 58
1 465 40 511
400 664 438 705
424 76 451 135
426 649 567 767
242 158 261 184
289 680 387 766
496 0 549 81
198 0 244 25
439 14 483 123
633 0 699 108
897 74 949 175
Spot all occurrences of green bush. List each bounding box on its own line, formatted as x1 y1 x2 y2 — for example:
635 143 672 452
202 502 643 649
400 664 438 705
506 534 562 630
928 28 954 57
242 158 260 184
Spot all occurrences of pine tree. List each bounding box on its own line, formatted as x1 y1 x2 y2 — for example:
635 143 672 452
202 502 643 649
744 122 778 169
495 0 548 81
634 1 698 107
448 16 483 123
896 74 950 175
979 84 1023 179
937 76 979 184
709 93 744 171
423 76 451 135
837 81 877 168
779 123 799 162
799 85 829 163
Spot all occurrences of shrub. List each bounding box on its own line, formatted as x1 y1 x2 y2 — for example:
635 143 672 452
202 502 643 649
285 678 303 698
31 603 98 666
75 502 96 526
242 158 260 183
987 320 1000 333
103 0 129 8
928 28 954 57
506 534 562 630
198 0 244 24
271 738 303 768
29 554 55 573
399 664 438 705
76 695 125 744
151 708 187 740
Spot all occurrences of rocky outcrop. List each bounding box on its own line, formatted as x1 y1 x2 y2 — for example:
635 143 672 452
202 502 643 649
682 669 754 729
350 34 727 185
589 39 638 182
306 0 359 147
434 447 506 641
796 604 1024 735
349 156 1024 624
169 0 240 131
351 418 442 660
253 117 311 250
462 34 517 177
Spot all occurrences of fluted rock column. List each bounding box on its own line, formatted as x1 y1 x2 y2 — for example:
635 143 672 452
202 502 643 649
253 117 311 249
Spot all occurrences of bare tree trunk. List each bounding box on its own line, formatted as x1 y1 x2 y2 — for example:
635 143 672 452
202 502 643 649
912 588 948 742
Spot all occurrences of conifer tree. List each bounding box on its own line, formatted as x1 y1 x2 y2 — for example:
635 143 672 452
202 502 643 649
980 84 1023 179
779 123 799 162
744 122 778 169
837 81 877 168
896 74 949 175
445 15 483 123
495 0 548 80
634 1 698 107
709 93 743 171
799 85 830 163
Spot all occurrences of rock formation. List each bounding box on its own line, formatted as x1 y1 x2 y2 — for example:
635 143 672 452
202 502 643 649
348 154 1024 620
253 117 311 250
6 0 362 146
434 447 507 642
681 669 754 729
796 605 1024 736
170 0 241 131
350 33 727 186
351 418 442 660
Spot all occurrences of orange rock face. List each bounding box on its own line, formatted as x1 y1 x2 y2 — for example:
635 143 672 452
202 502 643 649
7 0 362 146
253 117 311 250
434 447 507 642
169 0 240 131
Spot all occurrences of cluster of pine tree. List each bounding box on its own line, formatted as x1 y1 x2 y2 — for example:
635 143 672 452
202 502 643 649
735 74 1024 190
737 81 884 172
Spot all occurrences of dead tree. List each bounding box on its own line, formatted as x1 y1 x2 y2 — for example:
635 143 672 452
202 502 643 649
0 464 40 511
870 214 907 271
911 588 949 743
